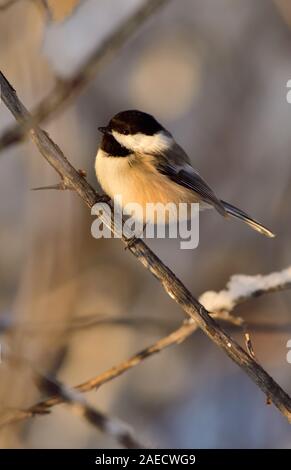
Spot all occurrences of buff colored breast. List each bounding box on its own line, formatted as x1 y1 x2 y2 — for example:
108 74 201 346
95 149 202 223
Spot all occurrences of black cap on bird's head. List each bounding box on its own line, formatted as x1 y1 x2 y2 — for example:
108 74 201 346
98 110 166 137
98 110 173 157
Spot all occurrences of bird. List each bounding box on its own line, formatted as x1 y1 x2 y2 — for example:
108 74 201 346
95 109 275 238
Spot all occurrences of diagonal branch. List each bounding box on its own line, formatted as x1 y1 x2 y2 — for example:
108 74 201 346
0 322 197 429
1 70 291 422
2 270 290 423
0 0 20 11
1 357 144 448
0 0 171 152
35 373 144 449
37 376 144 449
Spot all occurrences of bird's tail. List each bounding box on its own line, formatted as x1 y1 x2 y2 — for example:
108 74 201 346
220 200 275 238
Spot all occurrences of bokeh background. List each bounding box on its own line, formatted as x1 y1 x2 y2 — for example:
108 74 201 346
0 0 291 448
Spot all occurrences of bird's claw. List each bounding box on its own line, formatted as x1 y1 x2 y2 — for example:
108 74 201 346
97 194 111 204
125 236 138 250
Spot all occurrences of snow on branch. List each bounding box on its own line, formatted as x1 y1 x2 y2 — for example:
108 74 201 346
200 266 291 312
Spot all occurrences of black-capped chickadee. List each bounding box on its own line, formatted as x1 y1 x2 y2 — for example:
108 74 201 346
95 110 274 238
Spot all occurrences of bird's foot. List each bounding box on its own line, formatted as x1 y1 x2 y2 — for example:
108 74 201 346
97 194 111 204
125 235 138 250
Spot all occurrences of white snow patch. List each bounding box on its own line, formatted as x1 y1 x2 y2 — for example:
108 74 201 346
199 266 291 312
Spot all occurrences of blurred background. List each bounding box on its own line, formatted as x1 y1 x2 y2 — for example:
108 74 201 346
0 0 291 449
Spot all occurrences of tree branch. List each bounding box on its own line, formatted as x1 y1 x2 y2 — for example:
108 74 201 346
38 378 144 449
1 357 144 448
0 0 20 11
1 270 290 423
1 70 291 422
0 321 198 426
0 0 171 152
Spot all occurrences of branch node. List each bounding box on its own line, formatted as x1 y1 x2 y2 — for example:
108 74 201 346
31 177 73 192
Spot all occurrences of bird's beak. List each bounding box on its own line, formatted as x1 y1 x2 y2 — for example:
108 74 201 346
98 126 108 134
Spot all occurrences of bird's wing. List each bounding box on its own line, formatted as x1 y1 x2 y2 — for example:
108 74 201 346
156 145 226 215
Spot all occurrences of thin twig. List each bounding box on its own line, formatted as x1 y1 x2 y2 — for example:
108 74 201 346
1 270 291 425
0 0 171 152
36 375 144 449
1 71 291 422
1 312 291 336
0 314 175 334
3 321 199 420
2 357 144 448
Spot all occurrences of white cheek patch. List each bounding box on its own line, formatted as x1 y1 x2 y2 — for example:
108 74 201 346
112 130 173 154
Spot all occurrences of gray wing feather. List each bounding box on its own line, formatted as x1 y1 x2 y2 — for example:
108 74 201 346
157 145 226 215
154 144 274 237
